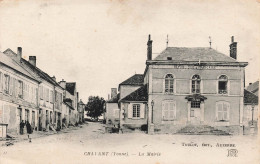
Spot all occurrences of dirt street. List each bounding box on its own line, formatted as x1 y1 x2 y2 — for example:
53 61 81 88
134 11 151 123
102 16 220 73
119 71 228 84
0 122 259 164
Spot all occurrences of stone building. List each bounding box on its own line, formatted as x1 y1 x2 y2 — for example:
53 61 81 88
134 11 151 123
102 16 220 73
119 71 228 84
78 99 85 124
0 48 39 134
59 80 79 125
105 88 120 125
1 47 81 135
115 35 249 135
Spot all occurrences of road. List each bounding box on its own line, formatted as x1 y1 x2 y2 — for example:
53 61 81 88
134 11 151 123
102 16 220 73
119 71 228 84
0 122 259 164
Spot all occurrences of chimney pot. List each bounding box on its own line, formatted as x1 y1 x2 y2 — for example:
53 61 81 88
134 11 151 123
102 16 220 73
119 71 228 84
147 34 153 60
29 56 36 66
17 47 22 61
229 36 237 60
111 88 117 99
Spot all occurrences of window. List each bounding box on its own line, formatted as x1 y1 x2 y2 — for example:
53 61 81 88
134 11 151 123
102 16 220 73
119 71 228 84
50 90 54 103
165 74 174 93
4 74 10 94
191 101 200 108
216 101 230 121
0 72 2 92
18 80 23 98
218 75 228 94
39 86 43 99
132 104 140 118
192 75 201 93
162 101 176 120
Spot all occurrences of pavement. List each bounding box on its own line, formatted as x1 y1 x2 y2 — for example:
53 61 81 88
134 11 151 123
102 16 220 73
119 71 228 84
0 122 259 164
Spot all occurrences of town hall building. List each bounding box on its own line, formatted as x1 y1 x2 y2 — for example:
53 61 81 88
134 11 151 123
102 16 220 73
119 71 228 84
108 35 249 135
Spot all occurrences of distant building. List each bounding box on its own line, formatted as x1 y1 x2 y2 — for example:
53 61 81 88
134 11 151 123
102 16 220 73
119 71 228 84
105 88 120 125
78 99 85 123
246 81 259 96
59 80 79 125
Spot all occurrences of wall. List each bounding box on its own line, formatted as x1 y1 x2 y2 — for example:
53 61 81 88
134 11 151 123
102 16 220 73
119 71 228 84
149 65 243 132
120 102 147 128
0 65 39 134
106 103 119 125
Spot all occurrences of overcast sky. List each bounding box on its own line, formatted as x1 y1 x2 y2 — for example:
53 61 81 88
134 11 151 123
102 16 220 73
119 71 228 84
0 0 259 103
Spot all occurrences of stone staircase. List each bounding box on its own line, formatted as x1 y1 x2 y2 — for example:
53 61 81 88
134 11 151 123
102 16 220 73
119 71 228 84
177 125 230 135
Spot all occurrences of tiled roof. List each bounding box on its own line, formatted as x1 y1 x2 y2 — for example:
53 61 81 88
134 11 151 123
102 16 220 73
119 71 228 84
0 51 38 81
119 74 144 86
3 48 62 88
120 85 148 102
107 93 120 103
246 81 259 96
244 89 258 104
154 47 237 62
66 83 76 95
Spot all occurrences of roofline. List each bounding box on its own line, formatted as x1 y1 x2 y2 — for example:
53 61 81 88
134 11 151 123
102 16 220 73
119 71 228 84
146 60 248 67
0 62 40 83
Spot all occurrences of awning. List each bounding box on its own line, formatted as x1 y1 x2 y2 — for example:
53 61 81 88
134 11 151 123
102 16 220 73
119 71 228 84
185 94 207 102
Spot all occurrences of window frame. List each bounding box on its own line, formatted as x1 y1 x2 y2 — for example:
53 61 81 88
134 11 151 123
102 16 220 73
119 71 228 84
162 100 176 121
191 75 201 94
164 74 174 94
132 104 140 118
4 74 10 94
216 101 230 121
218 75 228 94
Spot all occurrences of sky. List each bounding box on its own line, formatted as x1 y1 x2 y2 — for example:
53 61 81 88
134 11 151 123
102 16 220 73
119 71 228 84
0 0 259 103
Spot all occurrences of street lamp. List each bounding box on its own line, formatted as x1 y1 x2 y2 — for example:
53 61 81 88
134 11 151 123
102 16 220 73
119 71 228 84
251 103 255 126
151 100 154 124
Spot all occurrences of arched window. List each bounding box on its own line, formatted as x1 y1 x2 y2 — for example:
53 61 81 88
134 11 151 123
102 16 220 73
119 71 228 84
218 75 228 94
165 74 174 93
192 75 201 93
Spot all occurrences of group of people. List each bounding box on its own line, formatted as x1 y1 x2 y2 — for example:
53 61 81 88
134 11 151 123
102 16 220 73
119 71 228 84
19 120 33 135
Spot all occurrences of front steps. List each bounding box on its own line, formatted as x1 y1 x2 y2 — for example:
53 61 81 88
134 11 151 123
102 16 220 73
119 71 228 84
177 125 230 135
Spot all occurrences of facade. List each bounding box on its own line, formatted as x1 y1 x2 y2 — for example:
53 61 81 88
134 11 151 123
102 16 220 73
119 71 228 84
59 80 79 125
114 35 250 135
1 47 81 135
78 99 85 124
0 48 39 135
105 88 120 125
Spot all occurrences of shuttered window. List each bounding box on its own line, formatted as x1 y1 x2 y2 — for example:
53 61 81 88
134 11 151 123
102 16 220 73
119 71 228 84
162 101 176 120
4 74 10 94
133 104 140 118
216 101 230 121
18 80 23 98
128 103 145 119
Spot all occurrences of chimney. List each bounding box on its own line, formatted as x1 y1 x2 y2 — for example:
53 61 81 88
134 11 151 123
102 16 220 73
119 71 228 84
59 79 66 89
147 34 153 60
29 56 36 66
52 76 56 82
229 36 237 60
17 47 22 61
111 88 117 99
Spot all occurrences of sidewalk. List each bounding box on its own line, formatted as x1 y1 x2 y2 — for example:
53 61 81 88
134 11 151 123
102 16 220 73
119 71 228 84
0 124 84 147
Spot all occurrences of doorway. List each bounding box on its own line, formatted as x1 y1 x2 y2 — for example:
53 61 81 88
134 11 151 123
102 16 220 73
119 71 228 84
190 101 201 125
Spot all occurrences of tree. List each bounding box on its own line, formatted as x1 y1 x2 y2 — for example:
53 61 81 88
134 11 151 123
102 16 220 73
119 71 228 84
85 96 105 120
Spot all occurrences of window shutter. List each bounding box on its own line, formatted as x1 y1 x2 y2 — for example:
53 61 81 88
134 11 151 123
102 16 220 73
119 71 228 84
162 102 165 120
227 103 230 120
128 103 132 118
0 73 2 92
140 104 145 118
